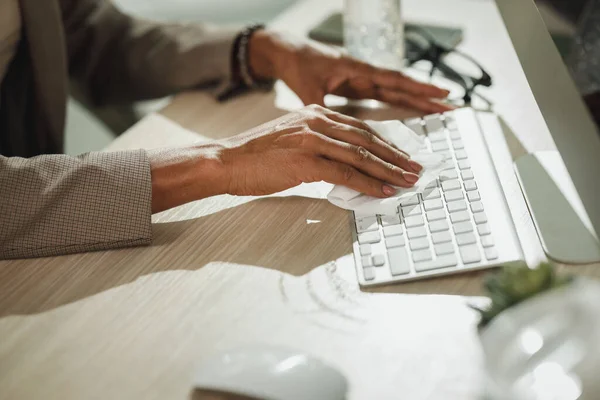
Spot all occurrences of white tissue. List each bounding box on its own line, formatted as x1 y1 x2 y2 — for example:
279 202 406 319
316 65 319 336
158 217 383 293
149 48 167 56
327 120 451 215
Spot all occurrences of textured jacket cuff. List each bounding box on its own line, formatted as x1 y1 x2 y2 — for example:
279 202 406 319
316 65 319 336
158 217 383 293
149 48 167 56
0 150 153 259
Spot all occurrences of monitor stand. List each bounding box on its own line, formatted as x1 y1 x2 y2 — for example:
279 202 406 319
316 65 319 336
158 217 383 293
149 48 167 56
515 151 600 264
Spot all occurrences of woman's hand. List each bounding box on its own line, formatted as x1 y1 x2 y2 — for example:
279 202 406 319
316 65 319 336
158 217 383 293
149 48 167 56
249 30 452 114
149 105 422 213
220 105 421 196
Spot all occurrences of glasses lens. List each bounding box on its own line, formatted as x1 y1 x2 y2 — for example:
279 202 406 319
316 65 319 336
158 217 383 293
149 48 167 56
441 52 484 81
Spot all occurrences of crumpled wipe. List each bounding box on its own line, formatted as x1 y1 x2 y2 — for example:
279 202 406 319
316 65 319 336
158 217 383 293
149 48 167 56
327 120 451 215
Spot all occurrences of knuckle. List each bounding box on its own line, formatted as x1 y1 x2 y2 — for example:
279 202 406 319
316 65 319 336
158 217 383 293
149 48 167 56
342 165 356 182
360 129 376 144
354 146 370 163
357 120 372 132
395 151 409 163
307 104 325 112
385 162 399 178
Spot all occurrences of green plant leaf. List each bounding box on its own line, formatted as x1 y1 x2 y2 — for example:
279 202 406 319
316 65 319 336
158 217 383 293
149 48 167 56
474 262 573 329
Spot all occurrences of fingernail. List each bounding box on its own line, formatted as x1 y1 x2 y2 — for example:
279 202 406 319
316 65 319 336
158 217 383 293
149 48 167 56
409 159 423 173
382 185 396 196
403 171 419 184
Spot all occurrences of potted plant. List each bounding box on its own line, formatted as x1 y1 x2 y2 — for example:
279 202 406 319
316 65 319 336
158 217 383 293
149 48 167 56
473 262 600 400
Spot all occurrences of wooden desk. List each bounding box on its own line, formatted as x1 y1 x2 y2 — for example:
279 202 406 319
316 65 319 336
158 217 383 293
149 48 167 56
1 0 599 399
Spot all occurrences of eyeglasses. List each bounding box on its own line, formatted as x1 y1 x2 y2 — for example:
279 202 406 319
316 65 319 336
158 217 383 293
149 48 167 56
405 26 492 106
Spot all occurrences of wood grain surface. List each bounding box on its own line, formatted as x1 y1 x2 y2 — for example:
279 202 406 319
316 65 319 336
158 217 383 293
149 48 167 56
1 1 598 399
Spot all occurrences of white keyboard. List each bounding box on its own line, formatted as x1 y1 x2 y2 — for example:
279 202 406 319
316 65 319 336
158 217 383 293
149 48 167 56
351 109 524 285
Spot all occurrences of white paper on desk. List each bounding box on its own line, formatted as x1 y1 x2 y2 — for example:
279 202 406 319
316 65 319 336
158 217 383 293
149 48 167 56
327 120 450 215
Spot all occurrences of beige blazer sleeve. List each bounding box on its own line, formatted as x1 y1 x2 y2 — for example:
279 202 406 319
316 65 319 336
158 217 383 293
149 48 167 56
59 0 240 105
0 1 242 259
0 151 153 259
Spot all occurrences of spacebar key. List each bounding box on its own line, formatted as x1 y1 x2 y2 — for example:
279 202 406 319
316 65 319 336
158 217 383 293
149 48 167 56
388 248 410 276
414 254 458 272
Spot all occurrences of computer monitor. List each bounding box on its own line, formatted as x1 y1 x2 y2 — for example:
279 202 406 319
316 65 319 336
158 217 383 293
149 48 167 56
496 0 600 262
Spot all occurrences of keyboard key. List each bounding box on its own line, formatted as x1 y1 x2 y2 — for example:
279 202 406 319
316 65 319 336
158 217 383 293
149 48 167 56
372 254 386 267
383 225 403 237
359 244 372 255
424 198 444 211
478 223 491 236
425 115 444 133
452 139 464 149
481 235 494 248
400 195 420 206
450 211 470 223
435 242 455 255
410 237 430 251
423 187 442 200
412 248 433 262
428 131 447 142
356 217 378 233
427 209 446 222
440 169 458 180
388 248 411 276
460 245 481 264
402 204 422 217
358 231 381 244
456 232 477 246
485 247 499 260
441 180 461 191
444 189 464 202
407 226 427 239
453 221 474 234
432 231 452 244
405 215 424 228
361 256 373 267
363 267 376 281
429 220 450 233
464 180 478 191
455 150 468 160
386 236 405 248
432 141 449 152
381 214 402 226
461 169 474 181
449 129 461 140
471 201 484 213
458 159 471 170
405 119 425 136
467 191 481 202
354 211 377 220
473 212 488 225
448 200 467 213
414 254 458 272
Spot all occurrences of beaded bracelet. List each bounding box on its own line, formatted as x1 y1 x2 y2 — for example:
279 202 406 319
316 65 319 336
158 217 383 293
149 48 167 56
236 24 274 90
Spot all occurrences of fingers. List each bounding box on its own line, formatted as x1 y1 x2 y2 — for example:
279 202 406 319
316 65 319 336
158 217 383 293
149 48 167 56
370 66 450 99
306 157 396 198
305 113 422 174
324 111 410 157
341 57 449 98
375 87 454 114
306 133 418 188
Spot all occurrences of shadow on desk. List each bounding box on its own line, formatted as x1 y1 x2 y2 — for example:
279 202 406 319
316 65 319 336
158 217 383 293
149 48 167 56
0 196 353 317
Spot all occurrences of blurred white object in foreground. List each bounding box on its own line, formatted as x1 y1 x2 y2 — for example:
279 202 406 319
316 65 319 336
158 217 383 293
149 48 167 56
481 279 600 400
